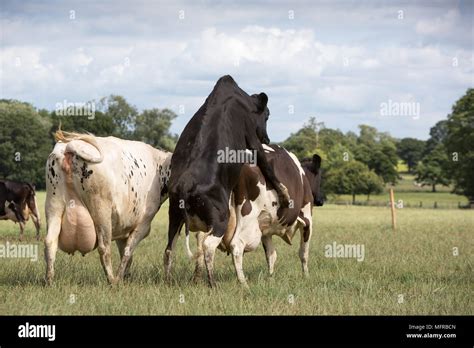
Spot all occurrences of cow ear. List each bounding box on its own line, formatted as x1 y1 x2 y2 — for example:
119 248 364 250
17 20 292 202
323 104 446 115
255 92 268 113
312 154 322 171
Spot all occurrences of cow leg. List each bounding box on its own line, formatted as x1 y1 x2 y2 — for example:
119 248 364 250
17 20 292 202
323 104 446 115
192 231 206 283
116 222 151 282
252 142 290 208
262 235 277 276
163 230 180 284
96 220 116 285
230 204 261 287
18 221 25 241
299 222 312 277
31 214 41 241
164 207 183 283
202 211 231 288
202 232 223 288
230 237 247 287
44 216 61 285
115 238 133 280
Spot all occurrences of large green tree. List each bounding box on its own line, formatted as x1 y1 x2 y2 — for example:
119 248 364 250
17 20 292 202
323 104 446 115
358 124 378 145
415 144 451 192
0 100 51 188
98 95 138 139
325 161 384 203
134 108 178 151
397 137 425 173
425 120 448 155
281 118 322 159
49 95 178 151
354 125 399 184
317 128 346 153
444 88 474 201
360 169 385 201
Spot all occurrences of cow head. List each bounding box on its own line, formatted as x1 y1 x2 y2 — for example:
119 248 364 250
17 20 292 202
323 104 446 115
251 92 270 144
301 154 324 206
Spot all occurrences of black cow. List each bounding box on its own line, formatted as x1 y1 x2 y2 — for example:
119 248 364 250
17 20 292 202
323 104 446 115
0 179 41 240
164 75 290 287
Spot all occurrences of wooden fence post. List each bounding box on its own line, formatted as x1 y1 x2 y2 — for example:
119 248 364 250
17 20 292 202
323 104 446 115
390 188 396 230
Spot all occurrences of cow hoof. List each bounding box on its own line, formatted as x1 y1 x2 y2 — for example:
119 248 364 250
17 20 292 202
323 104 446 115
208 279 217 289
108 277 119 286
164 274 173 285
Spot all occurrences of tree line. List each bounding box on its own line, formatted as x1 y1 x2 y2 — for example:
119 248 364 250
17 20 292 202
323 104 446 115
0 95 178 189
281 88 473 203
0 89 472 203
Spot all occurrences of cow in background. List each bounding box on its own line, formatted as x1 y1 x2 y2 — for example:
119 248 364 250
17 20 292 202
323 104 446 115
164 75 290 287
45 130 172 285
0 179 41 240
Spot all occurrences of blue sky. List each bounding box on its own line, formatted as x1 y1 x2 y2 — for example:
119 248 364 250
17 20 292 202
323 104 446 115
1 0 472 141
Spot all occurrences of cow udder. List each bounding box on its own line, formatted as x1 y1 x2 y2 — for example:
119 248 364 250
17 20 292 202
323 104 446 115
58 191 97 255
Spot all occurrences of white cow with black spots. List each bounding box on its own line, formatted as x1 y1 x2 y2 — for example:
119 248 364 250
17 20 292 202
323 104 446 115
45 130 172 285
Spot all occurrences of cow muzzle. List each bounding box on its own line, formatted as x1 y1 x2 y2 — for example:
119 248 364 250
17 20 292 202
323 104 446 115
315 199 324 207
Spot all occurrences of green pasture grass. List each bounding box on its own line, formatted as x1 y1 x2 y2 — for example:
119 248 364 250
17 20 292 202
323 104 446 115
397 160 408 173
0 191 472 315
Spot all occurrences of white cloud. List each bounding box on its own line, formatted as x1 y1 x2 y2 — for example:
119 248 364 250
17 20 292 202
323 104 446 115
313 85 373 112
416 8 459 36
0 46 64 94
71 48 93 73
0 1 472 141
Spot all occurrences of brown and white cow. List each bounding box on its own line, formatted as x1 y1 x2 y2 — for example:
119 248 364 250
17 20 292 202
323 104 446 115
44 130 172 285
191 144 323 287
0 179 41 240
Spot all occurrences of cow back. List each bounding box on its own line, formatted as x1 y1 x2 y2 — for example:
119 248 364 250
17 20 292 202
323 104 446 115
235 145 312 227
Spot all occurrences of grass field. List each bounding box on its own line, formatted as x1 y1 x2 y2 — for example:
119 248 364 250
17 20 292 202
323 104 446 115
0 191 472 315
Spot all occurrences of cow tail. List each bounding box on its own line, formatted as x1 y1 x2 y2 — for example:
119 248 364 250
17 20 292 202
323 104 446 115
55 128 104 163
182 201 194 259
